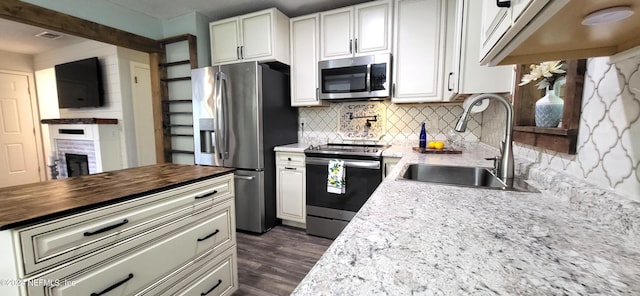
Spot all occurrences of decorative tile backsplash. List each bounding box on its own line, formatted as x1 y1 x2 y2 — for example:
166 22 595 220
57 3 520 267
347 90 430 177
482 56 640 201
337 103 386 140
299 101 482 147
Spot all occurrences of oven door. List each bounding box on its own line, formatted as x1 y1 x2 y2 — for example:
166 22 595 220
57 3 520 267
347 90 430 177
305 157 382 213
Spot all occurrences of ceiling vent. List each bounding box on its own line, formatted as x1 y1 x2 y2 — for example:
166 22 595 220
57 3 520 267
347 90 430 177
35 31 63 40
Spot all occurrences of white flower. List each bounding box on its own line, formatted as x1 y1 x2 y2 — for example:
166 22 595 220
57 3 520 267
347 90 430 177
519 61 566 89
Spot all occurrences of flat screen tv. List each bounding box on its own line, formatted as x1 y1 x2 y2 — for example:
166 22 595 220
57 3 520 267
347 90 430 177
55 57 105 108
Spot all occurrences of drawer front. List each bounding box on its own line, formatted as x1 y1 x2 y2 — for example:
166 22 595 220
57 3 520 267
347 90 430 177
276 152 305 167
174 248 237 296
27 199 236 296
141 247 238 296
18 174 233 276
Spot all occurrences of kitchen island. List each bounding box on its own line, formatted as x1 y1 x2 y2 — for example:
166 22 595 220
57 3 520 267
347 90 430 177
292 144 640 295
0 164 239 296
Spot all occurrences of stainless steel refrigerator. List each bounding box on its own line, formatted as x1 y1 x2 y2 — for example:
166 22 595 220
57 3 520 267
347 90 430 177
192 62 298 233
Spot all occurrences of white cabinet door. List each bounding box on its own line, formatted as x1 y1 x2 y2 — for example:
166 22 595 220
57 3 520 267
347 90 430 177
277 166 306 223
241 11 273 60
290 14 327 107
275 152 306 224
354 0 392 56
392 0 447 103
210 19 241 65
320 7 353 60
210 8 289 66
511 0 533 23
479 0 511 61
320 1 392 60
446 0 514 100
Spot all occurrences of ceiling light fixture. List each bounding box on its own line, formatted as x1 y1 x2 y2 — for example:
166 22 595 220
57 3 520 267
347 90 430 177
35 31 63 40
582 6 634 26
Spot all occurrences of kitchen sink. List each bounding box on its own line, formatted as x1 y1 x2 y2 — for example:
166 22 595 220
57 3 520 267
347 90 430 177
398 164 538 192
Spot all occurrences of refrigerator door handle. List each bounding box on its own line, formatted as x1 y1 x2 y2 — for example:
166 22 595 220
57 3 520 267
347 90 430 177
214 72 224 161
234 175 256 181
219 71 229 160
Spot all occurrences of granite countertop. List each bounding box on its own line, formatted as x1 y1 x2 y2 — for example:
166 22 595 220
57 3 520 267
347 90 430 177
274 143 309 153
293 144 640 295
0 164 234 230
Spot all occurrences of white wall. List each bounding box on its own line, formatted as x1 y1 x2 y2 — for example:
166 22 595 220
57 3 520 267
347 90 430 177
481 56 640 202
34 68 60 164
0 50 34 72
33 40 129 169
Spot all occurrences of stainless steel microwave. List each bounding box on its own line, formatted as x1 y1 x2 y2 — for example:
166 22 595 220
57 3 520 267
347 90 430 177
318 54 391 100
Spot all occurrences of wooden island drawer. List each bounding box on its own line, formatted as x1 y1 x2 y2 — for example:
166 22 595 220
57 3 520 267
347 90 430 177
17 174 233 276
26 199 236 296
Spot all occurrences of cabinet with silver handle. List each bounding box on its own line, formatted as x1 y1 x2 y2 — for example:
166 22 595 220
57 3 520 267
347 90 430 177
210 8 290 66
320 0 392 60
275 152 306 226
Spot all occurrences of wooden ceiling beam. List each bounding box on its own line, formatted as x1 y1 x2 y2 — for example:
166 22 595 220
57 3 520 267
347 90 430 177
0 0 162 53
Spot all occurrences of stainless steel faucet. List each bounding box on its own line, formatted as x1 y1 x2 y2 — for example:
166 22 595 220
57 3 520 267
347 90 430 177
454 94 514 187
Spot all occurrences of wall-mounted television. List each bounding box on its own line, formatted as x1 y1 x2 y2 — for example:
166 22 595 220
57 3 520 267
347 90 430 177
55 57 105 108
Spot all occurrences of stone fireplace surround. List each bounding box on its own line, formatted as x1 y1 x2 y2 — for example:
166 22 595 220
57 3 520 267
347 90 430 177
41 118 122 178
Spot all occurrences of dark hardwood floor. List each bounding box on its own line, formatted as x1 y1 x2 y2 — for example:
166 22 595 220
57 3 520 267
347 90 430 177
233 225 333 296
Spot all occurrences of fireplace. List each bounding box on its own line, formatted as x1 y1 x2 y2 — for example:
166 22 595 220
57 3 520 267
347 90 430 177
42 119 122 179
65 153 90 177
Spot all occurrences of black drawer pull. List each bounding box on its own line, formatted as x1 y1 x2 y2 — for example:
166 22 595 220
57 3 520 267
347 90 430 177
84 219 129 236
90 273 134 296
195 190 218 199
201 279 223 296
197 229 220 242
287 157 292 161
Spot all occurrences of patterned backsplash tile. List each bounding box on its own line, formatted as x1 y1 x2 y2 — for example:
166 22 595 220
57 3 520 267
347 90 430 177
337 103 386 140
299 101 482 147
482 56 640 201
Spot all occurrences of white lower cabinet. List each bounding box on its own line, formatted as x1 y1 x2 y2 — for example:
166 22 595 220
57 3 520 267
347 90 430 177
276 152 306 225
2 173 237 296
382 157 400 179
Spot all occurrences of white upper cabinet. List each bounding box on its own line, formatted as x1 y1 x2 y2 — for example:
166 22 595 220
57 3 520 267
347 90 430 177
354 1 392 55
210 19 241 65
391 0 447 103
479 0 512 62
320 0 392 60
210 8 290 66
320 7 353 59
479 0 640 66
446 0 514 100
290 14 327 107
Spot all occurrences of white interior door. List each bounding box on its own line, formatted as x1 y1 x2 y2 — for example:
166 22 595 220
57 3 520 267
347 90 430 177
0 71 42 187
130 62 157 166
